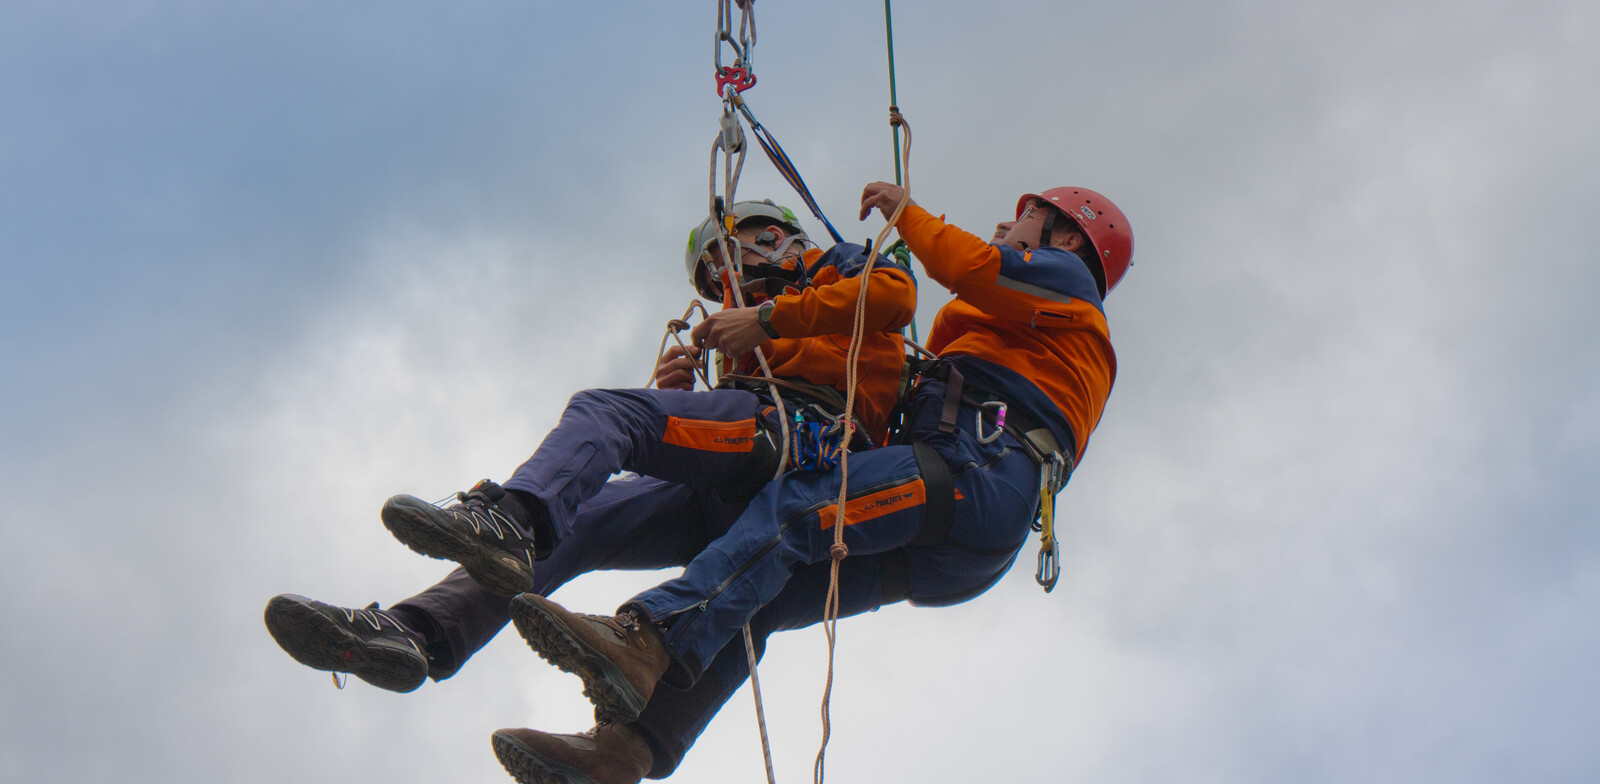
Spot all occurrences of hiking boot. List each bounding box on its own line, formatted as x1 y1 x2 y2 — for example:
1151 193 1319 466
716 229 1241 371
510 594 670 725
381 480 541 596
491 724 652 784
263 594 429 693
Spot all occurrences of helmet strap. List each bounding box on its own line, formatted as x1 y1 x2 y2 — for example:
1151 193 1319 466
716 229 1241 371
1038 207 1057 249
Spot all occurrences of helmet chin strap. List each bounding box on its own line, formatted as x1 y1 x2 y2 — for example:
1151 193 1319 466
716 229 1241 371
763 234 810 264
1038 207 1058 250
704 235 812 300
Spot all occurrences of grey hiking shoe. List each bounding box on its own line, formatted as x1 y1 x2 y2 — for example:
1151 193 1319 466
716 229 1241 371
263 594 429 693
381 479 539 596
509 594 670 725
491 724 651 784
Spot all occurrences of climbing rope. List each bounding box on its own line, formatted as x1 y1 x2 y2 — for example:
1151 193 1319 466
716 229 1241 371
708 9 799 782
646 300 715 390
814 111 912 784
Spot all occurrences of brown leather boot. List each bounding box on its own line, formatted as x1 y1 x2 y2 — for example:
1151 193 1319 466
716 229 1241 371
510 594 671 725
491 724 652 784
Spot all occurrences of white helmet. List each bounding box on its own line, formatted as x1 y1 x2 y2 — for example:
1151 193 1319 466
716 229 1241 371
684 200 809 300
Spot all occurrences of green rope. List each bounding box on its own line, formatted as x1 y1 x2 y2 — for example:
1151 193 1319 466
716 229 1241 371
883 0 919 343
884 0 903 186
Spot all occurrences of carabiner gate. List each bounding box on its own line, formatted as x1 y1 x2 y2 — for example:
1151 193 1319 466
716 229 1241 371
1035 538 1060 592
974 400 1008 444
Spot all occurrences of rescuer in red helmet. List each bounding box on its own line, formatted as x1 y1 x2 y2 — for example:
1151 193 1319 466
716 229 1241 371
487 182 1133 784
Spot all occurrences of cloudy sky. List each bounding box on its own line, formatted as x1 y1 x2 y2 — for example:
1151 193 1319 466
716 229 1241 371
3 1 1597 782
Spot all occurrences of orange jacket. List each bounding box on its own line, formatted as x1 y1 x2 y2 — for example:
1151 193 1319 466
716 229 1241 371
727 244 916 445
895 205 1115 463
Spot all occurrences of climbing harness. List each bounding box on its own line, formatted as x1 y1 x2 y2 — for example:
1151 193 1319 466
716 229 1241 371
967 387 1074 593
912 358 1077 594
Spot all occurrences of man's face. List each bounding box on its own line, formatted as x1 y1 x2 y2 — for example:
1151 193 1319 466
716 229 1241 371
993 198 1054 252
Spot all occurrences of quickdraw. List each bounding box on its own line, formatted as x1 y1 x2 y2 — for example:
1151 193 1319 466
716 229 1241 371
1033 453 1068 592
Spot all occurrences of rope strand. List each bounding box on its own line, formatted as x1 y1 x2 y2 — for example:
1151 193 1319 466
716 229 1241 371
814 113 913 784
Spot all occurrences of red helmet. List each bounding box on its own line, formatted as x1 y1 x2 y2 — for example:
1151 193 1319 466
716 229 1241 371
1017 187 1133 297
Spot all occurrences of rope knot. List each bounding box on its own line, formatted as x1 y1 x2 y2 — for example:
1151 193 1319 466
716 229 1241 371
829 542 849 561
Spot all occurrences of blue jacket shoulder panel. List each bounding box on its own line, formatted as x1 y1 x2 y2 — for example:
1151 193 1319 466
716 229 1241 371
995 246 1102 313
809 242 919 287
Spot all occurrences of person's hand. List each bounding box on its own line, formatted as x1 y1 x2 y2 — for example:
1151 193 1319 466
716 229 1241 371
692 306 770 358
654 344 702 391
859 181 915 222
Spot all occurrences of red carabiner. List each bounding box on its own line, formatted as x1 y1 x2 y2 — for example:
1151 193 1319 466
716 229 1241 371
715 66 757 95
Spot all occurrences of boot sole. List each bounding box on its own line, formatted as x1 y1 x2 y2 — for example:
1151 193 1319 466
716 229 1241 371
380 495 533 596
491 730 601 784
509 596 648 725
262 595 427 693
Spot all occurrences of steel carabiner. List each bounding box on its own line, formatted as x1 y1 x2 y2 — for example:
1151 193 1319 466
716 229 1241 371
1035 538 1060 592
974 400 1007 444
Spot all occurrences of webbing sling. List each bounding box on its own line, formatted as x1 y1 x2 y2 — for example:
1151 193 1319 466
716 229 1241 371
877 439 955 605
909 439 954 547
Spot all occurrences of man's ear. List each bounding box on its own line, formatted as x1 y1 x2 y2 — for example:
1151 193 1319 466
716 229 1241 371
1054 230 1085 253
753 226 785 247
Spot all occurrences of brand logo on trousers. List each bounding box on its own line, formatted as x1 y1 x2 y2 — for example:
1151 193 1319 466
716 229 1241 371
714 435 752 445
861 492 916 512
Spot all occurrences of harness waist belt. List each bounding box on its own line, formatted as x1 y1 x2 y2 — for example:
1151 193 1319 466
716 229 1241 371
959 388 1074 469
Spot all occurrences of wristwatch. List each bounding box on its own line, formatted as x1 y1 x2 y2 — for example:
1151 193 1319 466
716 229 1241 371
756 301 781 339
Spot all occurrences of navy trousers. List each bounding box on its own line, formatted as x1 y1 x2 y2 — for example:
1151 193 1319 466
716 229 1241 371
395 381 1050 778
500 387 780 540
626 378 1042 684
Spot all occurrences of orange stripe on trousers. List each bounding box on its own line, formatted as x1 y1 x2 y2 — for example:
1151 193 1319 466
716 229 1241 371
818 479 927 530
661 415 759 453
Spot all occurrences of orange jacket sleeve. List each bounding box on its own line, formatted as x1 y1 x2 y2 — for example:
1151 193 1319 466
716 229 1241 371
765 262 916 338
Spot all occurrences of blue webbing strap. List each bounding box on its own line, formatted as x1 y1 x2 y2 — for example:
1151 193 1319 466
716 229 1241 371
737 102 846 245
